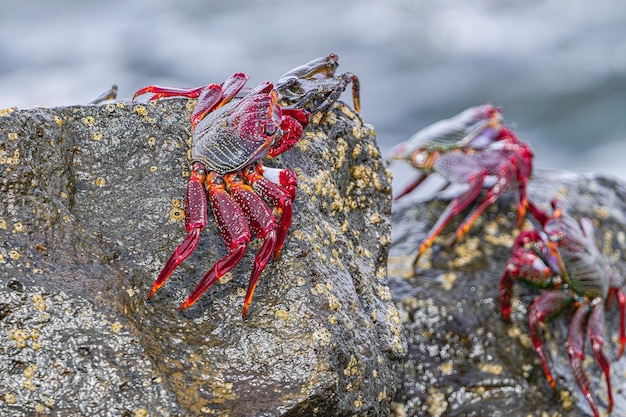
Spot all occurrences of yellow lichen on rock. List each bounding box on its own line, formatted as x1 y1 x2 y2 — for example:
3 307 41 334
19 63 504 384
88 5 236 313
32 294 46 311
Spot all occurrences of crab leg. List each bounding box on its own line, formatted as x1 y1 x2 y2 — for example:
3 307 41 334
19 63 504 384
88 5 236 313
245 165 297 259
611 287 626 358
346 73 361 113
179 172 250 311
86 84 118 105
568 305 601 417
314 72 361 113
509 134 534 226
451 138 534 245
279 53 340 82
227 173 279 317
277 53 360 113
243 229 276 317
499 230 552 320
415 155 487 261
588 302 613 413
276 53 340 100
133 85 207 102
147 164 208 299
528 291 572 390
191 73 249 129
133 73 251 126
451 163 515 246
392 173 427 201
287 72 361 114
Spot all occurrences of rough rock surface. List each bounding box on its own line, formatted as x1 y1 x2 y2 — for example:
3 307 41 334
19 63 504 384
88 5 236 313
389 168 626 417
0 99 405 416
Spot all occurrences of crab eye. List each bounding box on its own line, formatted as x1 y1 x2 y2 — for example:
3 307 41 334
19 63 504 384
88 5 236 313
550 231 563 243
264 122 276 136
545 225 563 243
411 150 428 167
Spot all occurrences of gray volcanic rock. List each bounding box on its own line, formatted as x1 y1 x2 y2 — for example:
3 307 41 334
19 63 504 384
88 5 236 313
0 99 405 416
389 169 626 417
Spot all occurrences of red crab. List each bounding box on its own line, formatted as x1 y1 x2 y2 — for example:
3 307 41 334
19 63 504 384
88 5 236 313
388 104 534 263
500 199 625 417
133 54 359 317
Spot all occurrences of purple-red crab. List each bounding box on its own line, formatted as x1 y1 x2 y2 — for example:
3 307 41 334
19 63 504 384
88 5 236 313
133 54 359 317
388 104 533 263
500 200 625 417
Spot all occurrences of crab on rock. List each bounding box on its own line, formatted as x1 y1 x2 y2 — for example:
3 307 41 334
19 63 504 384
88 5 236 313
133 54 359 317
388 104 534 263
276 53 360 113
500 200 625 417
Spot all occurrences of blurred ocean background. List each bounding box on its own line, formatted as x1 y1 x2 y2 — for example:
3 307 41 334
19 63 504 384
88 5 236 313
1 0 625 184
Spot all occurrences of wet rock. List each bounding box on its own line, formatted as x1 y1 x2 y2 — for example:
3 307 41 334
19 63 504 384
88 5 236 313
389 169 626 417
0 100 405 416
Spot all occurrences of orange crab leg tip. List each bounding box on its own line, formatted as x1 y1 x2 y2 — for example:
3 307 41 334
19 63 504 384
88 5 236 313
132 86 159 101
353 94 361 114
516 200 528 225
177 285 210 311
241 284 258 319
420 236 436 255
272 247 283 261
241 302 251 318
243 281 259 312
516 208 528 228
146 270 173 301
413 242 432 267
146 285 160 300
132 89 146 102
175 287 204 312
177 297 196 311
454 223 474 243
